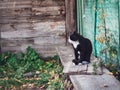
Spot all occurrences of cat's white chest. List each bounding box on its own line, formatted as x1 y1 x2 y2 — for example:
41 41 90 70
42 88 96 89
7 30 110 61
68 38 79 48
72 41 79 48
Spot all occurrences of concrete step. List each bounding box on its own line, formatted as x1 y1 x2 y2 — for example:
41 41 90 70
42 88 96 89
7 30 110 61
57 45 120 90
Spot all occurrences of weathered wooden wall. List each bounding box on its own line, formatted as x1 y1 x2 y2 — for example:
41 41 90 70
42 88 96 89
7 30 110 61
0 0 65 57
65 0 76 40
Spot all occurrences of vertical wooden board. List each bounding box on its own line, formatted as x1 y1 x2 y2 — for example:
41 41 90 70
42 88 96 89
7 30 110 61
65 0 76 34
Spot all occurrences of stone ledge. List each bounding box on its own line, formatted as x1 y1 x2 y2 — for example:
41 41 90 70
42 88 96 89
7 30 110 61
56 45 120 90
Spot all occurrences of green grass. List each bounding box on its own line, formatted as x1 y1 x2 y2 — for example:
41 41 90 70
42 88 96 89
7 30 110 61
0 47 70 90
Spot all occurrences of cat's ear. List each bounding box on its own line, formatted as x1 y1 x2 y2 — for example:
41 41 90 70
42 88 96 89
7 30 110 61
73 30 77 34
69 30 77 36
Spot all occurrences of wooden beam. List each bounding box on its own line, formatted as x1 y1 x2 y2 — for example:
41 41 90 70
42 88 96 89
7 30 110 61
65 0 76 44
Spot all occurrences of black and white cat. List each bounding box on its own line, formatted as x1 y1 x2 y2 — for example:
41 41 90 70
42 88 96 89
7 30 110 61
68 31 92 65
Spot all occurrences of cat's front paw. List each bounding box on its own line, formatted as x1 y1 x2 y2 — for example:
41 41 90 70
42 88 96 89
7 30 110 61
72 59 80 65
82 61 90 65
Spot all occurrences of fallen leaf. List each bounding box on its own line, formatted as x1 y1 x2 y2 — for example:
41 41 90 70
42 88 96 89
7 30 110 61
109 72 113 75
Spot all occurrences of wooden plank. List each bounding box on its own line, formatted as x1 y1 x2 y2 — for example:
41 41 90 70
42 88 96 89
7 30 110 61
65 0 76 35
31 15 65 22
0 1 32 9
0 16 64 24
65 0 76 45
1 21 65 39
1 35 65 47
32 0 65 7
0 17 31 23
70 75 120 90
1 38 34 47
0 0 31 2
0 23 33 32
0 1 31 6
32 6 65 16
1 45 57 57
32 6 64 12
1 45 57 53
0 5 31 9
0 8 31 17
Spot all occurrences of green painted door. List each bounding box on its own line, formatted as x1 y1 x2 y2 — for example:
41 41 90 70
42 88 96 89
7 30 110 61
76 0 120 67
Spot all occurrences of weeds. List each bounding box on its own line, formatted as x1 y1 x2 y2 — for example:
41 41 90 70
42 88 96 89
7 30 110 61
0 46 71 90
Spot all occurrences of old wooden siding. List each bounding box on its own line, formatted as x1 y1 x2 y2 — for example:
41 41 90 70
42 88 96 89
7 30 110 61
0 0 66 57
65 0 76 44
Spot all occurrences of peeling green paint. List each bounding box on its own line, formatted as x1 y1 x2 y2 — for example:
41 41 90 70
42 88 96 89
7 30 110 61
76 0 120 65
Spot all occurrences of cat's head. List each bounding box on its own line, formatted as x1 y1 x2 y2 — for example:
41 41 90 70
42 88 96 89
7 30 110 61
68 31 79 42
